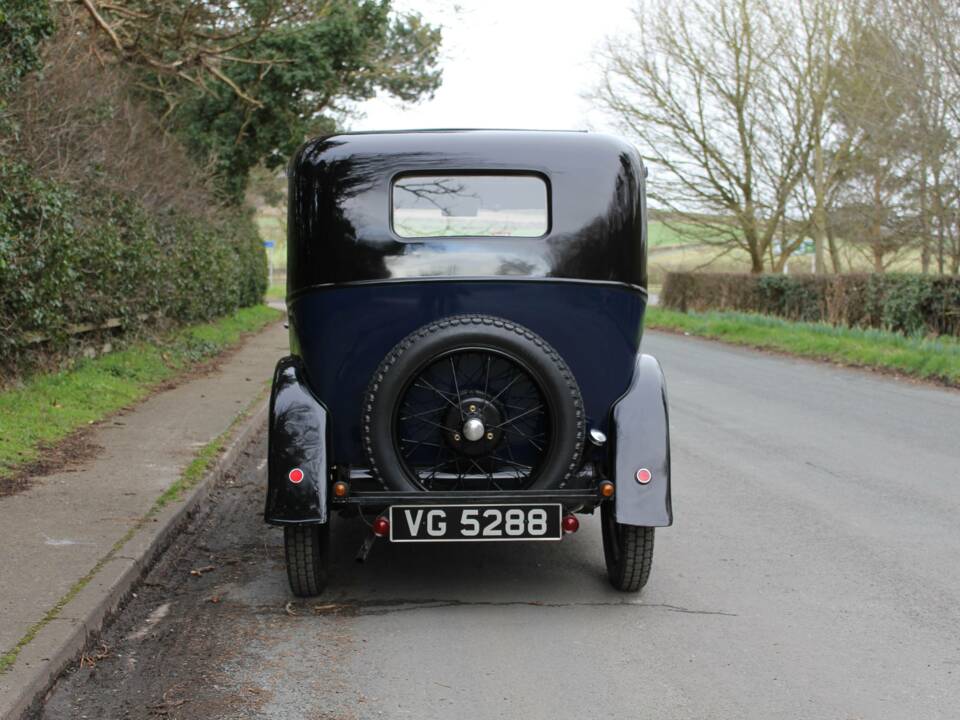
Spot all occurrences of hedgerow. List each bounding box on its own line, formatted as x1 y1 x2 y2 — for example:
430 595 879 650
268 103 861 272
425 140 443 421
0 159 267 376
660 272 960 337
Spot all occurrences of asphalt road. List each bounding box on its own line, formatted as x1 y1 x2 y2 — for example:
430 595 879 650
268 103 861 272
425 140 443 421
37 332 960 720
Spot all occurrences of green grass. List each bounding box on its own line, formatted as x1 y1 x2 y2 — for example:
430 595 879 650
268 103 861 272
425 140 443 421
0 387 266 674
648 220 715 247
646 307 960 385
0 305 280 482
153 420 236 509
256 210 286 270
265 280 286 302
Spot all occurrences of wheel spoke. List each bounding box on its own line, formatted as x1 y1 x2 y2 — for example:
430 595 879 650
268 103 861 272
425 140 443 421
400 438 443 459
490 453 533 471
399 405 447 421
504 425 545 451
396 348 550 491
489 371 523 402
491 404 544 429
418 451 452 480
482 354 491 398
413 378 460 409
412 416 459 433
450 356 465 421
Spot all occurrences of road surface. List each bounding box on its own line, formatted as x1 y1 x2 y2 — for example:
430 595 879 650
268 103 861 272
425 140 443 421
37 332 960 720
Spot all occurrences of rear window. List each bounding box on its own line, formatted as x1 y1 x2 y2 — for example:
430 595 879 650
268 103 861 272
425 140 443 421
392 174 548 238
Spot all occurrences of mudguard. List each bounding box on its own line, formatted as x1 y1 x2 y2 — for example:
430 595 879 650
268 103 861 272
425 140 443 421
264 356 330 525
610 353 673 527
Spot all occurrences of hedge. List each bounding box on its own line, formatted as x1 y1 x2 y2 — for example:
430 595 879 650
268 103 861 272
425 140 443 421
0 159 268 376
660 272 960 337
0 0 53 98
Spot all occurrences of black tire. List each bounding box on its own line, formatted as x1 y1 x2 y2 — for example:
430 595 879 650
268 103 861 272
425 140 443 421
601 501 655 592
363 315 584 492
284 524 330 597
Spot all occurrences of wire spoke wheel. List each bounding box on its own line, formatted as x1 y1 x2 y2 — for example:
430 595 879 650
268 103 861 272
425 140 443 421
396 349 551 491
363 315 584 493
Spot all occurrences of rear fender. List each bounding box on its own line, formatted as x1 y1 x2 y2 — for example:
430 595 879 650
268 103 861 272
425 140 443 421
264 356 330 525
610 353 672 527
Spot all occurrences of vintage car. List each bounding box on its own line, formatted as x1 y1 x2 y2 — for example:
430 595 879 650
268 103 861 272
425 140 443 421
265 129 672 597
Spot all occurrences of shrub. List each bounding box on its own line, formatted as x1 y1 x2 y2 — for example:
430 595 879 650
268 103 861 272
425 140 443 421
0 159 267 377
660 272 960 336
0 0 53 98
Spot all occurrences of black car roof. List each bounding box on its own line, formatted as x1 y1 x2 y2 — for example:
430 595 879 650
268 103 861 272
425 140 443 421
286 129 648 292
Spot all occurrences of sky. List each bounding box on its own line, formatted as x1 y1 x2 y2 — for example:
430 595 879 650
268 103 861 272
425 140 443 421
348 0 636 134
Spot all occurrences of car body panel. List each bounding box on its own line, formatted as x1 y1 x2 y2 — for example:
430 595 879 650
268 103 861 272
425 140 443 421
611 354 672 527
265 357 330 525
289 279 645 464
286 129 648 292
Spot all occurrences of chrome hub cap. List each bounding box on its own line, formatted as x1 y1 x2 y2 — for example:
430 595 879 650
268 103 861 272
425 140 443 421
462 417 485 442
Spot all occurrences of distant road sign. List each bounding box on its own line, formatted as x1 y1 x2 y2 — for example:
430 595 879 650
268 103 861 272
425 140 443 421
263 241 275 248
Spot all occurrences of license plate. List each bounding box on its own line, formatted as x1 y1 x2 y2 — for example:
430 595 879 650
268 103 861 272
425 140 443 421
388 503 562 542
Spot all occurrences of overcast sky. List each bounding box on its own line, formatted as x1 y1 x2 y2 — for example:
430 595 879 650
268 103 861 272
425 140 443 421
349 0 635 133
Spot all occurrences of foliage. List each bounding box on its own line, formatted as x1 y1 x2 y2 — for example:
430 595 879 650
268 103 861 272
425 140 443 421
660 272 960 336
646 306 960 385
166 1 441 201
62 0 323 98
0 159 268 376
0 0 53 97
66 0 443 203
0 1 440 377
0 304 279 489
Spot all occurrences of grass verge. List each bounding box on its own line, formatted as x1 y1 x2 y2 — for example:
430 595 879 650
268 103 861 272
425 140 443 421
265 281 286 302
0 387 267 674
0 305 280 485
646 307 960 386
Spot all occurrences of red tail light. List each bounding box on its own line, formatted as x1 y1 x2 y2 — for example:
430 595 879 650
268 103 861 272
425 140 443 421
562 514 579 534
372 516 390 537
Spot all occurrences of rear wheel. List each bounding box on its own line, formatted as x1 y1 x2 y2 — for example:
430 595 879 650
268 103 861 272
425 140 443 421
284 524 330 597
601 502 654 592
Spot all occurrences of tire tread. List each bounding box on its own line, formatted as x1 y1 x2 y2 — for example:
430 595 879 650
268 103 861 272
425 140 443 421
284 525 329 597
602 502 655 592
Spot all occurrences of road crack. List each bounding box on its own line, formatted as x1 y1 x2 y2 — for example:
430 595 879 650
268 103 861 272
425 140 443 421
274 597 738 618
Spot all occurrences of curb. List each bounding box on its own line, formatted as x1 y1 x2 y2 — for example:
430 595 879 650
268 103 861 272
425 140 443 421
0 398 269 720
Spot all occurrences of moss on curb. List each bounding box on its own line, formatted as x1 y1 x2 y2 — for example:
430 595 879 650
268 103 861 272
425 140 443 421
0 387 268 674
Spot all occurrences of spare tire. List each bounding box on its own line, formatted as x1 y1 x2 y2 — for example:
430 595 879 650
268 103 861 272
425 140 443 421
363 315 584 492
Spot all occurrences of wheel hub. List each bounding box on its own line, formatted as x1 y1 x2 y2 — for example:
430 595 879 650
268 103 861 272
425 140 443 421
444 393 503 457
462 417 485 442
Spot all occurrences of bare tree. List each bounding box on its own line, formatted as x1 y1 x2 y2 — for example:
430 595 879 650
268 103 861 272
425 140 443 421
895 0 960 274
787 0 854 273
595 0 812 273
830 3 925 271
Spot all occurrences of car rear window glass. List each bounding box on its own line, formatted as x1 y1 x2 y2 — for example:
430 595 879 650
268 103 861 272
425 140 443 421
392 174 548 238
